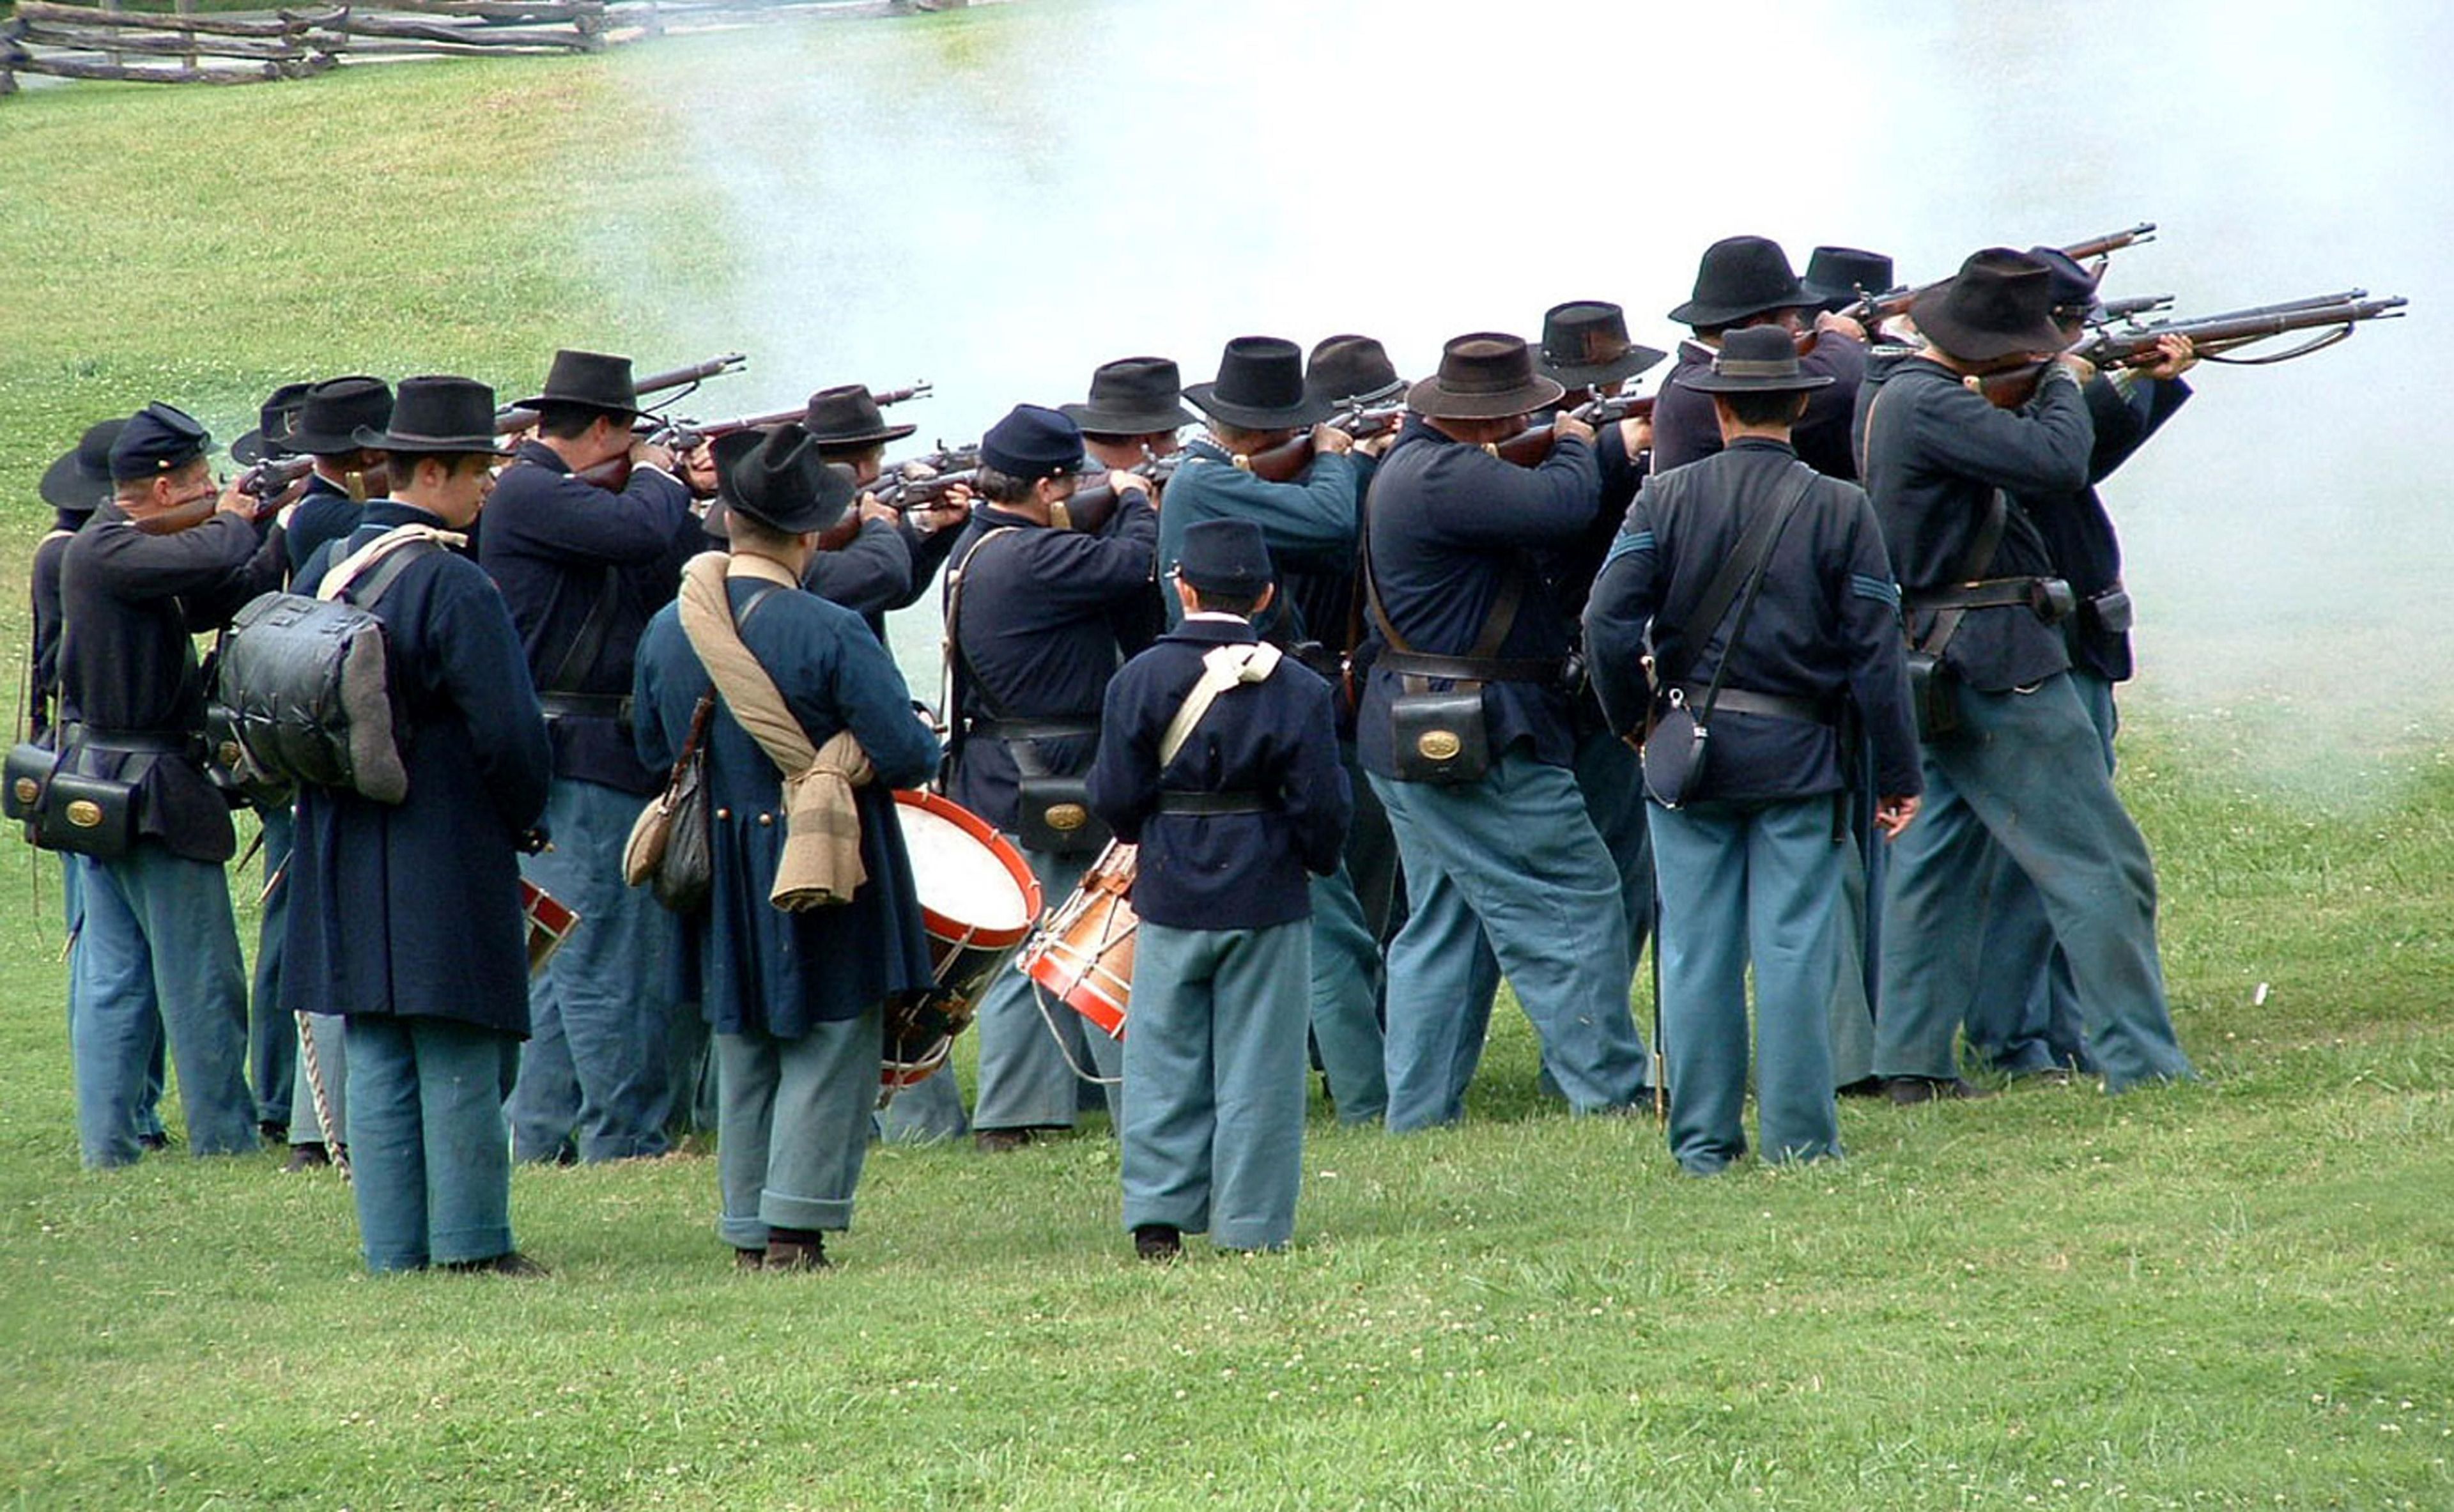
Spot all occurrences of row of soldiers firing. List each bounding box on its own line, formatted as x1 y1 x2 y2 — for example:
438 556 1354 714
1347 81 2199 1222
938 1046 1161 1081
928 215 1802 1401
19 232 2400 1268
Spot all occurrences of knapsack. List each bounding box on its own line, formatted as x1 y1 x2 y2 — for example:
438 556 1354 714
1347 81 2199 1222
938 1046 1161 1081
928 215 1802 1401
211 525 457 804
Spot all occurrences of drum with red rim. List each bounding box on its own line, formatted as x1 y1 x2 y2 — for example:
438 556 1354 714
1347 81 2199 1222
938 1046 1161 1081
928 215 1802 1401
1016 839 1137 1040
885 790 1042 1089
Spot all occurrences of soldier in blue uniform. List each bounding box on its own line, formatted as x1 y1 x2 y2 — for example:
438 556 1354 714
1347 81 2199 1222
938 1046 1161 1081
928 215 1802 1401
1961 249 2200 1079
1286 337 1411 1052
1087 518 1351 1257
482 349 703 1163
58 403 288 1167
1357 335 1654 1130
1584 327 1924 1174
634 427 941 1269
1652 236 1871 482
940 405 1155 1150
1159 336 1385 1125
31 419 166 1153
284 377 552 1274
1065 357 1193 658
253 376 396 1166
1859 249 2197 1099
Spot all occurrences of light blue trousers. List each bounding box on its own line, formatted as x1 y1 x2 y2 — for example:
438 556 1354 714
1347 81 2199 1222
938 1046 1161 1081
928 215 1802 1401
1120 920 1310 1250
1876 675 2194 1092
71 847 255 1167
1961 672 2120 1075
1650 796 1847 1173
971 843 1123 1132
289 1012 348 1145
714 1006 882 1249
60 857 165 1142
1307 863 1387 1124
344 1015 520 1272
247 802 297 1130
1370 751 1646 1131
512 778 679 1162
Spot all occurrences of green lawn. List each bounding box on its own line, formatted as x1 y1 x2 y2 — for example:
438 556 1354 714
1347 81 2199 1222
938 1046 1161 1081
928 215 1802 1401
4 38 2451 1512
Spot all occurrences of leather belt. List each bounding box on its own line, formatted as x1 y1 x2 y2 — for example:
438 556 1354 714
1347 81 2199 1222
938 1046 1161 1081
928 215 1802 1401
1375 650 1557 684
1154 790 1269 815
970 717 1098 741
67 729 190 755
1906 576 2059 613
538 692 632 724
1671 684 1832 725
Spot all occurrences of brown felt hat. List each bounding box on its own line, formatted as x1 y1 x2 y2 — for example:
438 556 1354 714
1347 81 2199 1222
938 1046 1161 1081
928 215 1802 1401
1405 333 1564 420
1910 248 2069 362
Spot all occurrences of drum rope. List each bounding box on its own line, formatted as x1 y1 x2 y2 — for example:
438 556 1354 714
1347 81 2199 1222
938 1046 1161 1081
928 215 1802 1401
1031 981 1121 1086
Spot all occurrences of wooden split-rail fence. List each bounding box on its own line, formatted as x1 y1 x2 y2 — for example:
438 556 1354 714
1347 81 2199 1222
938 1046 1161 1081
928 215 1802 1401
0 0 975 92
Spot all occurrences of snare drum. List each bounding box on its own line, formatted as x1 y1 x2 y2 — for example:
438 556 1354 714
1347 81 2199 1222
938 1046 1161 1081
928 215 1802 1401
520 878 578 977
886 791 1042 1088
1016 839 1138 1039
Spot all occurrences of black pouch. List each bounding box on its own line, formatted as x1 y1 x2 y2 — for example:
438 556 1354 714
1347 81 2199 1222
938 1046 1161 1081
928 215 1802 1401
2083 585 2134 636
2028 576 2078 624
1904 649 1962 741
1389 688 1491 785
1640 696 1711 808
1015 773 1111 856
42 762 141 859
4 743 58 832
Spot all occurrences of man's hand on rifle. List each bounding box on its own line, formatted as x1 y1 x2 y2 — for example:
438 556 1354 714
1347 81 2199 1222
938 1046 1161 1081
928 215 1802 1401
2053 351 2097 386
2137 332 2198 380
1617 414 1654 456
1311 422 1355 457
1814 309 1868 343
1108 469 1152 500
1552 409 1597 447
679 442 722 497
215 476 259 520
859 492 899 527
915 484 972 534
633 438 679 477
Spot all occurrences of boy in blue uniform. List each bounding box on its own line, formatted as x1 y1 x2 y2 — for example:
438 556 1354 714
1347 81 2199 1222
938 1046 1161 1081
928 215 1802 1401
1087 520 1351 1258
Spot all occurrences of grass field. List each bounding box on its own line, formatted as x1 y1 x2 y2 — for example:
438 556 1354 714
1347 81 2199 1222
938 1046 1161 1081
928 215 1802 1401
4 33 2453 1512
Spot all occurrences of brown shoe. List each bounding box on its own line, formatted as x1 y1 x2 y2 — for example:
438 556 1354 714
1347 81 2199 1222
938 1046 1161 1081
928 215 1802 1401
733 1247 766 1271
1883 1076 1995 1106
1133 1224 1182 1261
974 1128 1037 1155
443 1251 551 1277
764 1236 830 1272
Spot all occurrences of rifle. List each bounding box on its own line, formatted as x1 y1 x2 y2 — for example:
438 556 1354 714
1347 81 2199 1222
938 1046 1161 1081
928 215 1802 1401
1057 452 1183 536
1239 400 1411 485
129 480 280 538
492 351 748 435
651 380 933 452
867 442 983 511
2089 293 2174 326
1975 290 2408 408
1491 390 1656 468
1843 222 2160 325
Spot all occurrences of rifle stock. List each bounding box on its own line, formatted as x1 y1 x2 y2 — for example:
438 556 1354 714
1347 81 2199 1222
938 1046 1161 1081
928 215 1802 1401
1241 405 1407 485
1492 392 1655 468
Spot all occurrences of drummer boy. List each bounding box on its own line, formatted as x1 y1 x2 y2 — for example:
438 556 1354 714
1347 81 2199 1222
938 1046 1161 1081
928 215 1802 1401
1085 519 1351 1259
